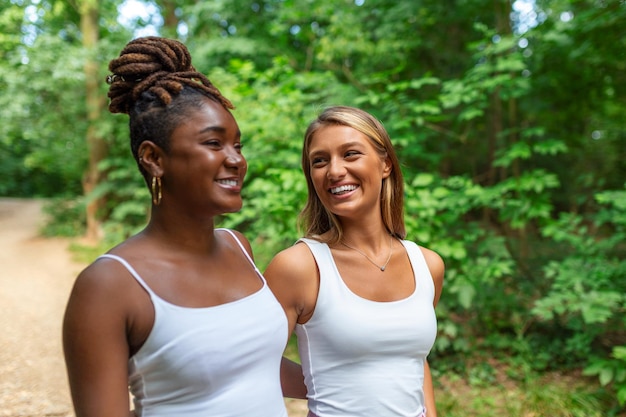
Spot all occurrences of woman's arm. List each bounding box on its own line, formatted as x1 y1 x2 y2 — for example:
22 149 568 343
421 247 445 307
421 247 445 417
265 243 319 399
265 243 319 342
423 360 437 417
280 356 307 399
63 262 135 417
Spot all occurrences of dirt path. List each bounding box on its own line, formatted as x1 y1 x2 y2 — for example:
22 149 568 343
0 198 307 417
0 198 78 416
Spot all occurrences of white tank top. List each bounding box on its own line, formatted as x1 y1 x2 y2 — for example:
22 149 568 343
295 238 437 417
99 229 288 417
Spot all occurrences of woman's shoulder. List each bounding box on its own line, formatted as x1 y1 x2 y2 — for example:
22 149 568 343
64 252 144 342
216 228 254 258
71 233 154 301
271 239 316 266
401 239 444 264
264 240 320 320
418 245 444 266
265 239 319 283
406 242 444 306
71 252 137 302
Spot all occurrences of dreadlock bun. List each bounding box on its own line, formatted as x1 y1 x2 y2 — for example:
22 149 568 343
106 36 233 114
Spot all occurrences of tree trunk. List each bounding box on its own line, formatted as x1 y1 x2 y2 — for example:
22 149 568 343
159 0 181 38
80 0 107 242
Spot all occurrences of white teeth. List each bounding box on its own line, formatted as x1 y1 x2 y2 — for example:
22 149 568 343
217 179 238 186
330 185 357 194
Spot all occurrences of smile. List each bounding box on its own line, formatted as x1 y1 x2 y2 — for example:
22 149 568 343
217 179 239 186
330 184 358 195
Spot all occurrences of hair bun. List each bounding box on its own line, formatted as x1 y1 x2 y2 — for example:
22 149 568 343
108 37 194 83
106 36 233 114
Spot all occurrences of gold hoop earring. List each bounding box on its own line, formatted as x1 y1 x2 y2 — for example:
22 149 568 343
151 176 162 206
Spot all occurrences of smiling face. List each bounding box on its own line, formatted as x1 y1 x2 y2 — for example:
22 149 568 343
161 97 247 217
307 124 391 222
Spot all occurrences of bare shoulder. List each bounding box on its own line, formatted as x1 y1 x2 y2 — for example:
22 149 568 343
419 246 445 273
71 257 125 297
63 256 140 417
265 241 317 284
264 241 319 327
418 246 445 306
223 229 254 257
65 256 137 319
228 228 249 242
63 254 147 361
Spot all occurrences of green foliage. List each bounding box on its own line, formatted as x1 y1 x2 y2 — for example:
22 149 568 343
94 115 152 245
532 186 626 409
0 32 88 197
584 345 626 406
40 197 86 237
2 0 626 414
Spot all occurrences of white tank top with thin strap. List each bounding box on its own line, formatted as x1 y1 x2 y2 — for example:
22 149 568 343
295 238 437 417
99 229 288 417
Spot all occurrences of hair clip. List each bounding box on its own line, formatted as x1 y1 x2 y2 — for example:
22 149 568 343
106 74 125 84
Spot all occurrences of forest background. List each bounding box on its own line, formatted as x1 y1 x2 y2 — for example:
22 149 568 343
1 0 625 415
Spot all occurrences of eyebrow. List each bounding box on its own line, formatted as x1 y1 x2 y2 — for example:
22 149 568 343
198 125 241 138
340 141 366 149
199 126 225 134
309 141 365 154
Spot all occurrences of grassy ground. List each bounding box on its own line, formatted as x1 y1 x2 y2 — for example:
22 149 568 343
435 365 616 417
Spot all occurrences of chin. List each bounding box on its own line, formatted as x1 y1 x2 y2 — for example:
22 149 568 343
223 203 243 213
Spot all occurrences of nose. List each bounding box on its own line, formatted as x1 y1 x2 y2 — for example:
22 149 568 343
326 157 346 180
224 146 245 168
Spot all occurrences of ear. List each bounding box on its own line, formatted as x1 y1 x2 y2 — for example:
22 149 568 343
382 154 392 179
138 141 165 178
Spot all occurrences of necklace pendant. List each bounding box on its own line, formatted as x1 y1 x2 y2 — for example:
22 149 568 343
340 235 394 272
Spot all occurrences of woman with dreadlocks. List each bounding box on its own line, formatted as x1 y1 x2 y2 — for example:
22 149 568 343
63 37 289 417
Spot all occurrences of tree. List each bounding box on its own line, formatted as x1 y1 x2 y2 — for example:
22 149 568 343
80 0 108 241
1 0 625 409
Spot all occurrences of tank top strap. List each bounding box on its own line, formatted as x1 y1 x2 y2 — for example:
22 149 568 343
296 238 339 295
97 253 155 296
216 228 261 275
296 238 327 266
401 240 435 302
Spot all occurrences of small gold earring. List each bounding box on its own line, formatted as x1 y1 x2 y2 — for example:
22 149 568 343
151 176 162 205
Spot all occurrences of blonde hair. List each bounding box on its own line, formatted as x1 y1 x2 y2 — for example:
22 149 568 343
299 106 406 244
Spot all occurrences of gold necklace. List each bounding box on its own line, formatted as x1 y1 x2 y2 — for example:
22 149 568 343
341 234 393 272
